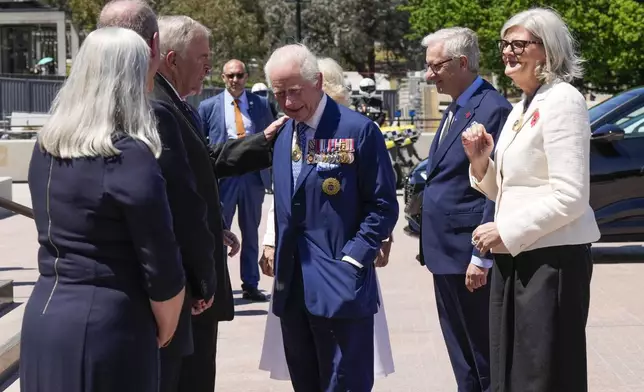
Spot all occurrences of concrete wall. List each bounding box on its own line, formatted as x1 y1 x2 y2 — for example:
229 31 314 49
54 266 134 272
0 140 36 182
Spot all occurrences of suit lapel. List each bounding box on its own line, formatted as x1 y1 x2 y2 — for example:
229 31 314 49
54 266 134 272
216 94 226 138
427 84 488 174
275 120 295 206
293 98 340 196
248 94 257 132
496 82 554 175
428 112 449 160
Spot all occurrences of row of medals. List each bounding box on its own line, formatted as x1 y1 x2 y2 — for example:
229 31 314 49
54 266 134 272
292 145 355 165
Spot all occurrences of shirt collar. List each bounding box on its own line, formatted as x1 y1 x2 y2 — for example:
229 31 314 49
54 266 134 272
455 76 483 108
224 89 248 107
297 94 327 130
158 73 184 101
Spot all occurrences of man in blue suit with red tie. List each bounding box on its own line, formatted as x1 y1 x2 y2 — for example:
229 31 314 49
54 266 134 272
198 59 275 301
265 44 398 392
419 28 512 392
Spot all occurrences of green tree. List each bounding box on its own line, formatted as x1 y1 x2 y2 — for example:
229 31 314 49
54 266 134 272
157 0 265 72
404 0 644 93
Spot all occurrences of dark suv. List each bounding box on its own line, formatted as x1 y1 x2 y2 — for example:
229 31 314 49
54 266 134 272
403 86 644 242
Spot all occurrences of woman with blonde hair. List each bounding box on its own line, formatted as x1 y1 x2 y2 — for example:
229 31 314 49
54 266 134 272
20 27 185 392
463 7 600 391
258 56 395 381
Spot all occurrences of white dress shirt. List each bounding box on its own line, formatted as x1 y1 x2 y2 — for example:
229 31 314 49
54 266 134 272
470 81 601 256
224 90 254 139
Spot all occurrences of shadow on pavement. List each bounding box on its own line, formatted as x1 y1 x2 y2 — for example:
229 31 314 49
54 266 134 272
592 244 644 264
234 309 268 316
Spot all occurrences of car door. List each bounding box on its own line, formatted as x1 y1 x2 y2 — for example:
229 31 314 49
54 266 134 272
590 97 644 242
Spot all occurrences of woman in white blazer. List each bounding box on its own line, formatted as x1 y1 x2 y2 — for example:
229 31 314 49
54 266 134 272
257 57 395 381
462 8 600 392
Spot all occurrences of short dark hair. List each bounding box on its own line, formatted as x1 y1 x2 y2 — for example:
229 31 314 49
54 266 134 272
98 0 158 41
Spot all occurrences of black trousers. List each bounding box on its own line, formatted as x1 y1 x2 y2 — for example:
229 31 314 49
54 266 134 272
490 244 593 392
161 309 220 392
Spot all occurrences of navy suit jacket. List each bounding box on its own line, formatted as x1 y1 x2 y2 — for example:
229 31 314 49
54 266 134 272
271 97 399 319
420 80 512 274
198 91 275 191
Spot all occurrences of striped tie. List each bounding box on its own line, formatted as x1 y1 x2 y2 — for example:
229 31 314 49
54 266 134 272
292 122 309 191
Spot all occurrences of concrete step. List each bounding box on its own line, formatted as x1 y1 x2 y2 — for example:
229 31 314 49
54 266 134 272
0 304 24 385
0 281 13 315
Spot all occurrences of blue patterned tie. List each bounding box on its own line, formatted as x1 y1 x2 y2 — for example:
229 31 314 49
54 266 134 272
292 122 309 191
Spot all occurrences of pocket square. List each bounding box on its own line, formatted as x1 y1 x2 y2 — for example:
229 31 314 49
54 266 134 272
316 162 341 171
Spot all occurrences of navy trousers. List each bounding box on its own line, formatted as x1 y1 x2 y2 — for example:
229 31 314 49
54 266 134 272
280 258 374 392
433 274 491 392
219 172 265 289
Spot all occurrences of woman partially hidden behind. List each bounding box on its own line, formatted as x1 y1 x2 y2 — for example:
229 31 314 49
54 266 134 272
21 27 185 392
462 8 600 392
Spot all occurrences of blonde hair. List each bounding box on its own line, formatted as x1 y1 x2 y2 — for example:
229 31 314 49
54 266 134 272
38 27 160 158
318 57 350 106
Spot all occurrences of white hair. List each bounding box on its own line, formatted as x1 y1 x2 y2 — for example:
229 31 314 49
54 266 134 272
158 15 211 58
317 57 349 106
264 44 319 88
501 7 583 83
422 27 480 73
38 27 160 159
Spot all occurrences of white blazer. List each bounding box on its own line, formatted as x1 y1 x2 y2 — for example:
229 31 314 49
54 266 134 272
471 81 600 257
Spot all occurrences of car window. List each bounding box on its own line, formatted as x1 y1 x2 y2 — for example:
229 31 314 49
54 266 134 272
615 105 644 138
589 92 637 123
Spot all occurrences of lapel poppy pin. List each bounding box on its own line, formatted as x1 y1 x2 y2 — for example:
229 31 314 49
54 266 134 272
465 111 471 119
530 109 540 127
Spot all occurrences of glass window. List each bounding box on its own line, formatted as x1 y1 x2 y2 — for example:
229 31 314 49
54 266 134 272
615 105 644 138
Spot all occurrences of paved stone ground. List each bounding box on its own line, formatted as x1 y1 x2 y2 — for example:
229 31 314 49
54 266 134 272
2 184 644 391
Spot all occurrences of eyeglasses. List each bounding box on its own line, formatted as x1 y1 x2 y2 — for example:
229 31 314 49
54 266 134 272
426 58 453 74
225 72 246 80
497 39 543 55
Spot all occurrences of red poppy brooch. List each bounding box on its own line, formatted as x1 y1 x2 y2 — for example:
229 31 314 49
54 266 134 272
530 109 540 127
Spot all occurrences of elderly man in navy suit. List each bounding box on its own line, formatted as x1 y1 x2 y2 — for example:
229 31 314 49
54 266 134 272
265 43 398 392
198 59 275 301
419 27 512 392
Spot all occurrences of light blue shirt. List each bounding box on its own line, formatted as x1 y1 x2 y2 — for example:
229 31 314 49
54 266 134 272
224 90 254 139
453 76 493 270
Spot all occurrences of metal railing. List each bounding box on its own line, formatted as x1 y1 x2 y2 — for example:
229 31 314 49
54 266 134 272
0 76 401 123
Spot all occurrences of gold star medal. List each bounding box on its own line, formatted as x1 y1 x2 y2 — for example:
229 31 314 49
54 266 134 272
322 178 341 196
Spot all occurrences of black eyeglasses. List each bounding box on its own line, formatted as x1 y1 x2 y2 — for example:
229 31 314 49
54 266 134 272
426 58 453 74
225 72 246 80
497 40 543 55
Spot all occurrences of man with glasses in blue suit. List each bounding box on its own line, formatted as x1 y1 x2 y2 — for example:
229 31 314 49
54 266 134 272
198 59 276 301
419 27 512 392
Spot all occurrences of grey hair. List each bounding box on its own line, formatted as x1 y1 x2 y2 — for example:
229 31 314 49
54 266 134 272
422 27 480 73
317 57 349 106
97 0 158 41
264 44 319 88
38 27 161 159
158 15 211 58
501 7 584 83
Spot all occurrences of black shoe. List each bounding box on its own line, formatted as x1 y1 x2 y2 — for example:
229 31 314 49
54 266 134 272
242 287 267 302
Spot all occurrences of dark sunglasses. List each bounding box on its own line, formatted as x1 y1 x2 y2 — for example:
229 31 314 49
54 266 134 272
225 72 246 79
497 39 543 55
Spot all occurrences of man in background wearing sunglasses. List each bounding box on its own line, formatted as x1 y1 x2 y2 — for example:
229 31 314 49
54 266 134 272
198 59 276 302
419 27 512 392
